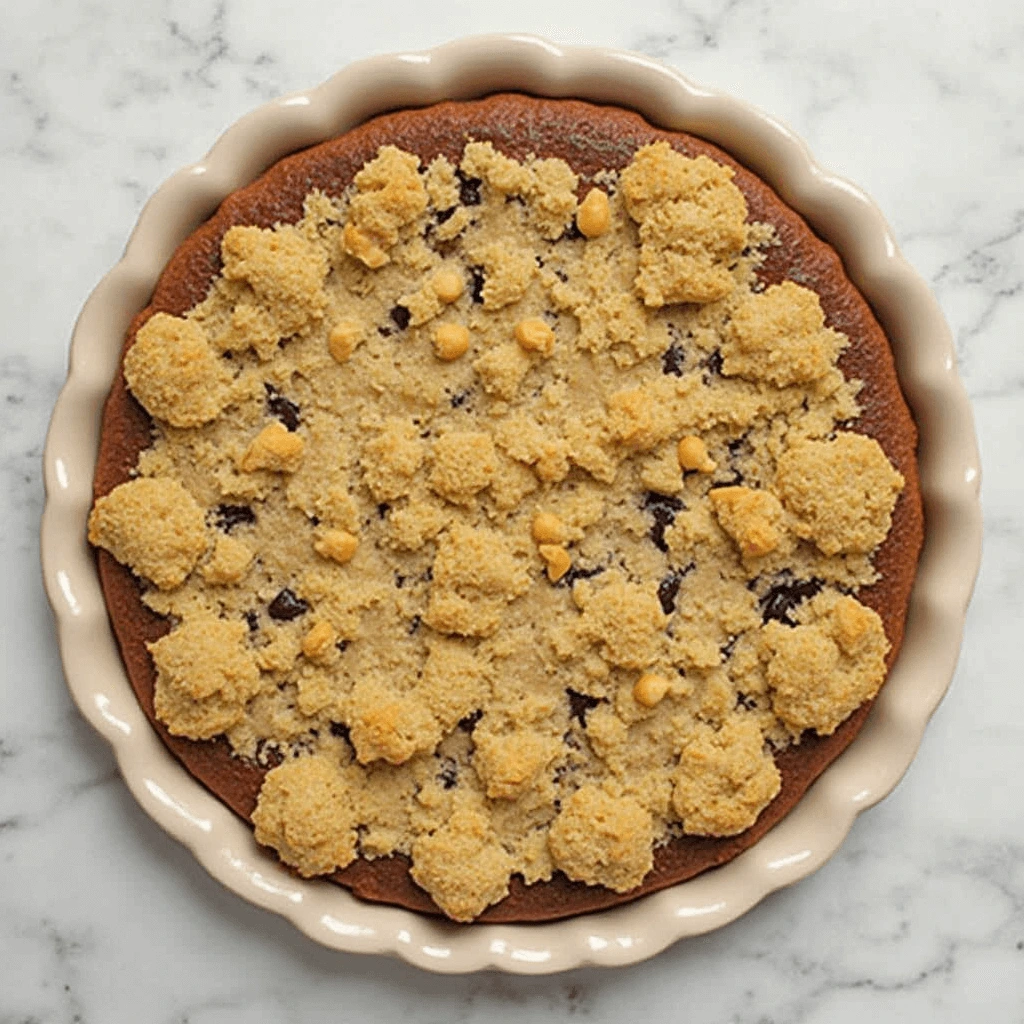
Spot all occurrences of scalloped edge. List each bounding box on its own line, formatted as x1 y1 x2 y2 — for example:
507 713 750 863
41 34 981 974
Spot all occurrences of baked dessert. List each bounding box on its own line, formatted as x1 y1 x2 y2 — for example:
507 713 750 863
88 94 922 923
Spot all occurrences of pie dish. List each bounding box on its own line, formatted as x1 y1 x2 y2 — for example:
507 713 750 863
42 35 981 971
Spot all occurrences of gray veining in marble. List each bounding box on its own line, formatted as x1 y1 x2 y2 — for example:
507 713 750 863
3 0 1023 1019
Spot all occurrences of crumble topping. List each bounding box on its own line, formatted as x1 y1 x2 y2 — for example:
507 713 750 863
89 138 905 920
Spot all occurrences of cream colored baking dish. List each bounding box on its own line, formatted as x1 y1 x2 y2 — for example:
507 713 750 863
41 34 981 973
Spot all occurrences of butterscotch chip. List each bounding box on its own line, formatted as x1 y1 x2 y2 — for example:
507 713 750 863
239 421 305 473
432 268 464 303
252 755 359 876
548 787 653 892
433 322 470 361
576 187 611 238
123 313 232 428
531 511 568 544
677 435 716 473
301 620 337 661
314 529 359 564
514 318 556 356
538 543 572 582
88 477 208 590
328 319 364 363
633 672 670 708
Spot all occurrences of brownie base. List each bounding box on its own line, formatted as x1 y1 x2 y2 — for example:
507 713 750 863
93 94 923 923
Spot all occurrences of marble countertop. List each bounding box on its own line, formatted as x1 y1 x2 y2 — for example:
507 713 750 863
4 0 1022 1019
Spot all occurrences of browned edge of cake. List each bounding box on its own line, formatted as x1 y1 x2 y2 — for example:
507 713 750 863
91 93 924 923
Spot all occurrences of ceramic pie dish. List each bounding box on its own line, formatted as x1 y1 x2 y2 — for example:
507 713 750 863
41 34 981 973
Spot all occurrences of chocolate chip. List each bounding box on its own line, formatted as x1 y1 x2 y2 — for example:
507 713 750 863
389 304 411 331
377 503 390 519
214 503 256 533
336 639 349 654
243 610 260 632
469 266 485 304
378 325 394 337
456 170 482 207
736 692 757 710
703 349 724 380
449 388 471 409
267 588 308 621
263 383 300 431
642 492 685 553
558 563 605 588
329 721 351 741
759 574 824 626
435 206 456 224
559 220 584 242
408 614 421 635
658 572 683 615
566 689 602 727
395 573 406 589
458 709 483 733
438 757 459 790
661 343 686 377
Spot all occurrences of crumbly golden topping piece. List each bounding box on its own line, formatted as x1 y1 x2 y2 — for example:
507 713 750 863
123 313 233 428
620 142 748 306
672 715 782 836
762 590 889 735
410 806 515 921
149 615 261 739
776 434 905 555
252 754 359 876
548 786 654 892
98 138 906 920
88 477 208 589
722 281 846 387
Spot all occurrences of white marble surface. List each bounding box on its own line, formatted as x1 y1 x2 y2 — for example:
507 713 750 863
3 0 1022 1018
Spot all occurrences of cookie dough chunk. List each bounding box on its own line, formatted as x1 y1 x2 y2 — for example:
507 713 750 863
416 639 488 731
721 281 845 386
346 679 440 766
574 574 668 669
424 524 530 638
428 431 498 504
410 807 514 921
548 786 654 892
672 715 781 836
221 224 329 337
360 418 425 501
123 313 232 428
149 615 261 740
252 754 359 877
472 727 560 800
342 145 428 268
709 486 786 558
762 591 890 736
201 535 253 585
88 477 208 590
620 142 748 307
775 434 904 555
